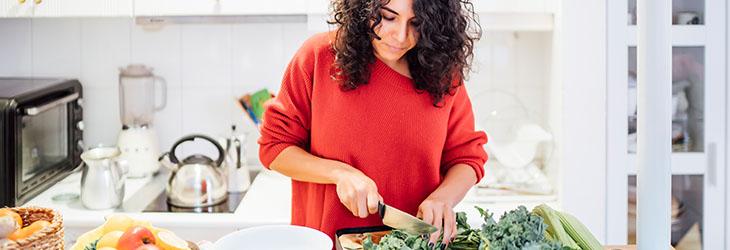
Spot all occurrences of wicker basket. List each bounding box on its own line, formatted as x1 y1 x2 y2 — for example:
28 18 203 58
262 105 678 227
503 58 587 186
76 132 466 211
2 206 64 250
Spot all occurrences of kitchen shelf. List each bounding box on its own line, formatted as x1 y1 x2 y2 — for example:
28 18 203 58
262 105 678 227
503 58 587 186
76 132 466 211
463 187 558 204
480 13 554 31
473 0 555 14
627 25 707 46
626 153 706 175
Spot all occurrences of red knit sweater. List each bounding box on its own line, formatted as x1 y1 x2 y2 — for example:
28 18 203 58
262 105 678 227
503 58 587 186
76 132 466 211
258 32 488 243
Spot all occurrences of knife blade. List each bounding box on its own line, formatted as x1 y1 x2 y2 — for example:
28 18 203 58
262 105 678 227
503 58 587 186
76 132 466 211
378 201 438 235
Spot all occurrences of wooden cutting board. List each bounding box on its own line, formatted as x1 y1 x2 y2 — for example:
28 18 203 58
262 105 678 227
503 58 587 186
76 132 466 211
604 245 675 250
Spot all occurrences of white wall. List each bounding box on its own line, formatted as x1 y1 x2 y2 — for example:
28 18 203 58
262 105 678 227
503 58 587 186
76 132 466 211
559 0 608 243
0 18 552 171
0 18 311 168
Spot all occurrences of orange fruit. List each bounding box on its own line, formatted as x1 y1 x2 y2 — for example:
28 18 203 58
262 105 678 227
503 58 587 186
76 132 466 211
0 209 22 228
8 220 50 241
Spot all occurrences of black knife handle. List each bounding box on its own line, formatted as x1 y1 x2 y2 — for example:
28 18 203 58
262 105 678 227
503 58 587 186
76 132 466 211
378 201 386 219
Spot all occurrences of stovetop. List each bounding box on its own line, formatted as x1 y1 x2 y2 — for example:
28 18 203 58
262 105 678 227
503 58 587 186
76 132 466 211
130 168 258 214
142 191 246 213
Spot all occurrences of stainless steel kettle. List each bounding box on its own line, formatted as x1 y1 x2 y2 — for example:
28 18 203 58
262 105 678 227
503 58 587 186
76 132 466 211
162 134 227 208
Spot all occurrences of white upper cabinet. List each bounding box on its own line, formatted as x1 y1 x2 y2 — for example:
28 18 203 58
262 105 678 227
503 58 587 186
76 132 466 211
3 0 556 18
33 0 132 17
134 0 307 16
1 0 132 17
1 0 34 17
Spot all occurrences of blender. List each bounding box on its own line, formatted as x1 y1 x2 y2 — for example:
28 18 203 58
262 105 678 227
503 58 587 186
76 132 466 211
117 64 167 178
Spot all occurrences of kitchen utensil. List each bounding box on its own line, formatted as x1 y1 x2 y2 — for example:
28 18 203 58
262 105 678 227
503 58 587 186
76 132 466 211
162 134 227 208
118 64 166 126
212 225 332 250
117 64 166 178
80 146 128 210
221 125 251 193
378 201 437 235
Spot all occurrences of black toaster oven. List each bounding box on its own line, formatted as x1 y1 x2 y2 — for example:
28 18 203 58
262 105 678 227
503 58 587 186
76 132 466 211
0 78 84 206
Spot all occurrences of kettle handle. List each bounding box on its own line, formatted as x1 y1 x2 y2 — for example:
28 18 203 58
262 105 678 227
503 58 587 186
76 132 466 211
169 134 225 167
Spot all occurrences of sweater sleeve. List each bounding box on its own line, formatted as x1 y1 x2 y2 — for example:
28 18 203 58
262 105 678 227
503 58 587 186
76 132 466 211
257 44 314 168
441 86 489 184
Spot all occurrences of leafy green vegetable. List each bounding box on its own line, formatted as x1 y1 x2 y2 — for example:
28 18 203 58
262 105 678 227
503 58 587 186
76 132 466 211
480 206 562 250
83 239 99 250
363 206 567 250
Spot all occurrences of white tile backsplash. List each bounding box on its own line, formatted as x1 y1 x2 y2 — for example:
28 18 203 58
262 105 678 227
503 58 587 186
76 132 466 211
0 17 309 166
154 88 183 152
0 19 32 77
0 18 553 167
131 23 182 89
232 23 284 91
31 19 82 78
180 87 235 156
181 87 235 139
181 24 232 88
82 87 122 147
80 18 131 88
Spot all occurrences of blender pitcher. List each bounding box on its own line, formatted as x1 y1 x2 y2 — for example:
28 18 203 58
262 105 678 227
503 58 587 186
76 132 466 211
119 64 167 127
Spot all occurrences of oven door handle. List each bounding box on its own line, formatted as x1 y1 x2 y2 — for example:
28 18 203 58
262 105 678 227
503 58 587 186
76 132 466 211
24 93 80 116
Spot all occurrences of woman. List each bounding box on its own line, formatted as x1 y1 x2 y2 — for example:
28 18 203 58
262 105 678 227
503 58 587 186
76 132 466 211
258 0 486 247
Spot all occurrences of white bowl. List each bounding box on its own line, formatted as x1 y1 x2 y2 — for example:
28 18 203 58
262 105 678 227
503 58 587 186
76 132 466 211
213 225 333 250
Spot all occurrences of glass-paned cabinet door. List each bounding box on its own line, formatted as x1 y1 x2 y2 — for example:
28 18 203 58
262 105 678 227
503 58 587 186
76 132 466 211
627 47 704 154
628 0 705 25
628 175 704 249
625 45 724 250
607 0 725 247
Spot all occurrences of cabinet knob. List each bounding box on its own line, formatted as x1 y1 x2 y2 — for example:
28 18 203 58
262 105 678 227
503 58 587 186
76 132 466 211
18 0 25 4
34 0 41 4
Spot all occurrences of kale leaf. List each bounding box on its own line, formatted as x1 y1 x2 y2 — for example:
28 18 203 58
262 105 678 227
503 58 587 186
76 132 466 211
480 206 563 250
83 239 99 250
362 206 565 250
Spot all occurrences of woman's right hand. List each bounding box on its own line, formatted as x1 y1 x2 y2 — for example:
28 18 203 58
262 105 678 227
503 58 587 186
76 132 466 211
333 164 382 218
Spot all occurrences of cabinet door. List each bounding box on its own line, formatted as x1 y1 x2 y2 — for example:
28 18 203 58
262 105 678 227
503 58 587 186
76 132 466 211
608 0 726 248
135 0 305 16
1 0 33 17
32 0 132 17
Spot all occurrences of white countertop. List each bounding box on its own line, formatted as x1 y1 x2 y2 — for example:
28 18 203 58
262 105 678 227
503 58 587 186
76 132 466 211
24 167 293 244
25 164 559 245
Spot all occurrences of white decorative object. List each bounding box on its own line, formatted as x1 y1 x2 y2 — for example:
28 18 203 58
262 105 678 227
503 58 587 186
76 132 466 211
213 225 332 250
487 123 553 168
472 90 555 195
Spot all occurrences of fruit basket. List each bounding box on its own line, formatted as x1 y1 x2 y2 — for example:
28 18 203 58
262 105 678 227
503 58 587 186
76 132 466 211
0 206 64 250
71 214 196 250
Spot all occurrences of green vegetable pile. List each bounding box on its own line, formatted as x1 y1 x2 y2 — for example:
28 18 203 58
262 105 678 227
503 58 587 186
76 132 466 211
362 204 601 250
363 212 481 250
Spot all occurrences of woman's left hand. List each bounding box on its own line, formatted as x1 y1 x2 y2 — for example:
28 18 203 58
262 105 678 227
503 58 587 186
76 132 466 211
417 195 456 247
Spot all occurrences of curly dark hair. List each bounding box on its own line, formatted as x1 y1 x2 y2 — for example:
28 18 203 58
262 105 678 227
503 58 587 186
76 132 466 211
329 0 481 106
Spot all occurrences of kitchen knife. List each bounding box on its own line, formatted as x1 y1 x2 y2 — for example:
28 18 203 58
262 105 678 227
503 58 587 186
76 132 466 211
378 201 438 235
